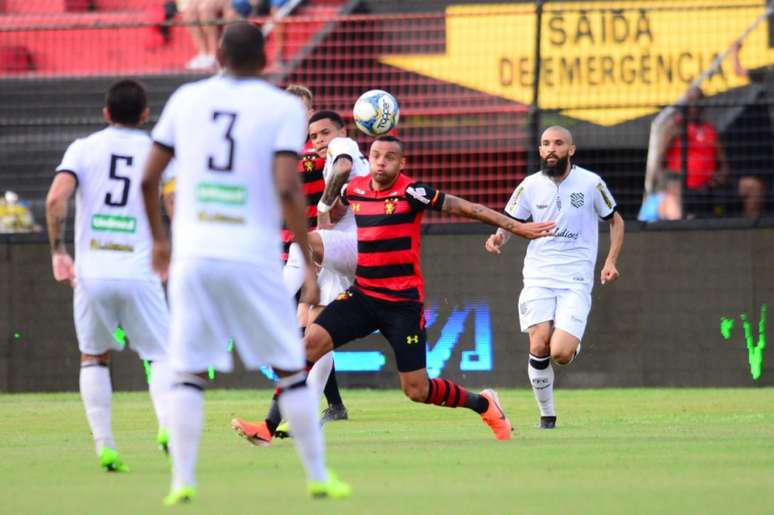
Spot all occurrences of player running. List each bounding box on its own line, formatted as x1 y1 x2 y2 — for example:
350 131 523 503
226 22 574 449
141 22 350 505
45 79 173 473
231 110 366 445
485 126 625 429
299 135 553 441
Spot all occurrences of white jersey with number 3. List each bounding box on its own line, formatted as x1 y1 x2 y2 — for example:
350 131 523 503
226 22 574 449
152 76 307 266
504 165 617 289
323 137 370 232
56 127 156 281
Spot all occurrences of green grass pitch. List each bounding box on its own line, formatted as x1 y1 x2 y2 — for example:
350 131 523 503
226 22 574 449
1 388 773 515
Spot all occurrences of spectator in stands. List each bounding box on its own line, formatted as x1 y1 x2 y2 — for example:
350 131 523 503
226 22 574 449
658 87 730 218
729 39 771 218
0 190 37 233
180 0 235 70
269 0 290 65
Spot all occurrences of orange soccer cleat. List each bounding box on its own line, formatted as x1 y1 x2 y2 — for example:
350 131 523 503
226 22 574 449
231 418 273 447
479 389 513 441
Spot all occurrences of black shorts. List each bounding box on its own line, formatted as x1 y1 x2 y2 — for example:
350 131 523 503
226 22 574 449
313 288 426 372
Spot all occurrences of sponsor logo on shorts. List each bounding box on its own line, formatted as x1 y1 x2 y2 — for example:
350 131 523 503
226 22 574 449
91 214 136 233
571 315 584 323
570 192 584 208
196 183 247 205
519 302 529 315
406 334 419 344
536 204 549 209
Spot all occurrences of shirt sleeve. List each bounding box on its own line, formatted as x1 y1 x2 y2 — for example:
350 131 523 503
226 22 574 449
594 179 618 220
503 183 530 221
274 96 307 156
151 87 183 153
405 182 445 212
327 137 358 165
55 138 85 183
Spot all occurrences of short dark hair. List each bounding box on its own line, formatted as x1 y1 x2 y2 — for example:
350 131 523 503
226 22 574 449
309 110 345 129
219 21 265 72
106 79 147 125
373 134 404 154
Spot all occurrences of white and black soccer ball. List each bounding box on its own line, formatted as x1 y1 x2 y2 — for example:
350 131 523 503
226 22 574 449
352 89 400 137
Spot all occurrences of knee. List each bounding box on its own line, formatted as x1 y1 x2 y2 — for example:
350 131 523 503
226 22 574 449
551 348 574 366
530 340 550 358
304 325 332 362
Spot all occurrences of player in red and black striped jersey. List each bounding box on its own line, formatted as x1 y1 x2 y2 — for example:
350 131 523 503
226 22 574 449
304 135 555 441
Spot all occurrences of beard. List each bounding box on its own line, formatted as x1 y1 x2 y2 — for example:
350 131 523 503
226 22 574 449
541 154 570 177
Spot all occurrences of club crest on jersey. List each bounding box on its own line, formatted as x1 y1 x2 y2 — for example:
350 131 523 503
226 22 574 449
384 198 398 215
570 192 584 208
303 159 314 172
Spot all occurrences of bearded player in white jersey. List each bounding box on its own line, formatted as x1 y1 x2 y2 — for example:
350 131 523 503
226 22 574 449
485 126 625 429
45 79 174 473
141 22 350 505
231 110 369 445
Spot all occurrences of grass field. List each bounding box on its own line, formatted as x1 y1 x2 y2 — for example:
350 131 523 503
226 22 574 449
1 388 773 515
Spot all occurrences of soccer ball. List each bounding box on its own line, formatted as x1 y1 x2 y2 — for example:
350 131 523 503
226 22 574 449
352 89 400 137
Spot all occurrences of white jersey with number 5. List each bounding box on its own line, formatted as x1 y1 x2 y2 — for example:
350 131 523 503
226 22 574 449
152 76 307 265
323 137 370 232
56 127 156 281
504 165 617 289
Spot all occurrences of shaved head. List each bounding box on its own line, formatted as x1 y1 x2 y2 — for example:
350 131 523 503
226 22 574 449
218 21 266 73
540 126 573 145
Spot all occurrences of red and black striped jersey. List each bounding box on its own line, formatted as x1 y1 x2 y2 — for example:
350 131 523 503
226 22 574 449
341 174 445 303
281 140 325 262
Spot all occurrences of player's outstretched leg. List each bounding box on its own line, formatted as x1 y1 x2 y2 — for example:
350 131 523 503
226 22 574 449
80 355 128 472
164 372 205 506
231 387 281 446
321 362 348 423
528 354 556 429
148 359 172 454
276 370 351 499
401 371 513 441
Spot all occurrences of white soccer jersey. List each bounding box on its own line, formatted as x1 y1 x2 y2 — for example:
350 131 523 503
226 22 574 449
323 137 370 232
152 76 307 265
505 165 617 289
56 127 158 281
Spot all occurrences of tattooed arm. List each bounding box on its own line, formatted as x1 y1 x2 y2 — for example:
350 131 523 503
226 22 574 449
441 194 555 240
317 156 353 229
45 172 78 285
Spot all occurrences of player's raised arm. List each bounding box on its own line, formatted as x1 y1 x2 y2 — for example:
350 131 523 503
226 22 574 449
441 194 554 240
317 155 352 229
45 171 78 286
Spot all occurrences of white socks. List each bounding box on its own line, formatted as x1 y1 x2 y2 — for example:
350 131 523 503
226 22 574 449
149 360 172 430
283 242 306 296
79 362 115 455
306 351 334 403
278 372 327 483
168 372 205 491
528 354 555 417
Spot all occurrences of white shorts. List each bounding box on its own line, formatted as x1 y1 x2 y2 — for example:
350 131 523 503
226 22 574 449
518 285 592 341
73 278 168 361
168 257 304 374
318 229 357 305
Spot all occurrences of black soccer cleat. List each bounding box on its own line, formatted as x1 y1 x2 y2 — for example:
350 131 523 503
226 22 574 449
321 403 349 423
538 416 557 429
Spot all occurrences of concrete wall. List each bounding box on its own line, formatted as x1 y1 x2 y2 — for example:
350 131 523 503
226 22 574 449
1 224 772 392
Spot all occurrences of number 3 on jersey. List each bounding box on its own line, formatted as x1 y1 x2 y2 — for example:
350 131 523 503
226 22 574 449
208 111 237 172
105 154 132 207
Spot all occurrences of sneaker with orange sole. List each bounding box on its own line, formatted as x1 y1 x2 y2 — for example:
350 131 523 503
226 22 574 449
231 418 273 447
479 389 513 440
